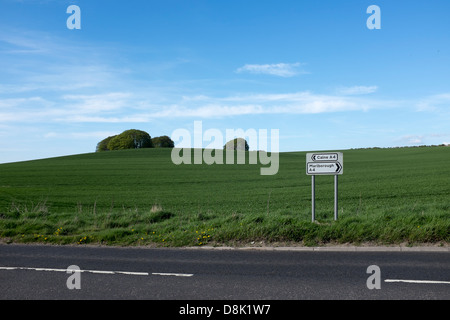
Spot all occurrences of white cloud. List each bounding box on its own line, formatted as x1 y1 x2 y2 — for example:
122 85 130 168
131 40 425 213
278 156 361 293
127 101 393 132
0 31 51 55
156 91 377 118
337 86 378 95
62 92 132 113
0 92 135 123
396 133 450 146
59 115 149 123
0 96 47 108
0 29 127 96
44 131 118 139
0 64 124 94
235 62 306 77
401 135 424 144
416 93 450 112
151 103 265 119
0 89 394 124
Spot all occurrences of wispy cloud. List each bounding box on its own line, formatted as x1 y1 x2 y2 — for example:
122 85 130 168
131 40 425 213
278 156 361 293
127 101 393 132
336 85 378 95
395 133 450 146
235 62 306 77
0 65 120 94
62 92 132 113
416 93 450 112
151 91 385 118
0 89 402 124
0 31 51 55
398 134 424 145
0 28 127 95
44 131 118 140
59 90 385 122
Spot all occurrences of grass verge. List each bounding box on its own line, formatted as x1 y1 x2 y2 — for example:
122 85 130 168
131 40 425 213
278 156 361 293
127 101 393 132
0 199 448 247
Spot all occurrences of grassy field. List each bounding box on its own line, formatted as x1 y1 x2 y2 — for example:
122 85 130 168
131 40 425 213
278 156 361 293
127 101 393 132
0 146 449 247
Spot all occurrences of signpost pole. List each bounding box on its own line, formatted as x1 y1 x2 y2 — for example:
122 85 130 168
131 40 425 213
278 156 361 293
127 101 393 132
312 175 315 222
334 175 338 221
306 152 343 222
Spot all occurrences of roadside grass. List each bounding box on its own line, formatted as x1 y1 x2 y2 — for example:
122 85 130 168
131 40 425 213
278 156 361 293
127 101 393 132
1 201 448 247
0 147 449 247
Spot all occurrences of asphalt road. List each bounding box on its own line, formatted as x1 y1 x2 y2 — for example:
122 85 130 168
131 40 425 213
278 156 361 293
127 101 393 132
0 244 449 302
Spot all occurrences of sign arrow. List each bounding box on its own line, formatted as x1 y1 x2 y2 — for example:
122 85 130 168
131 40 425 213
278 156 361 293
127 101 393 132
306 152 343 175
306 162 343 175
308 152 341 162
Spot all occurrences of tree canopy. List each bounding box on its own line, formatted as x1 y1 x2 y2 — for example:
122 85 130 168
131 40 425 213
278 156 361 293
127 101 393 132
223 138 249 151
152 135 175 148
96 130 176 152
96 129 152 152
96 135 117 152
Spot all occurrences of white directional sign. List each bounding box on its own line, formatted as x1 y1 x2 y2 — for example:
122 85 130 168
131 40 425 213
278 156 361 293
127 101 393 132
307 162 343 175
306 152 343 221
306 152 342 163
306 152 343 175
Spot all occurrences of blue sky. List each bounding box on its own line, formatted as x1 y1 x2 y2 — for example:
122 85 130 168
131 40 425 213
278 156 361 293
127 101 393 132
1 0 450 163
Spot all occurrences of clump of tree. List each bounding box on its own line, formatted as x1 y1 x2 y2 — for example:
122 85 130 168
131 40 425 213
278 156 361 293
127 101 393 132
96 130 175 152
96 135 117 152
152 135 175 148
96 129 152 152
223 138 249 151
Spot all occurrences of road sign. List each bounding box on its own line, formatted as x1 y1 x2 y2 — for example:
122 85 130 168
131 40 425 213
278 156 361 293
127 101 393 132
306 152 343 175
307 162 343 175
306 152 344 222
306 152 342 163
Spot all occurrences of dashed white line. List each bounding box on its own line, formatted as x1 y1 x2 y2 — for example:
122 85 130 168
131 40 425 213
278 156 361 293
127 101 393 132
0 267 192 277
385 279 450 285
0 267 68 273
116 271 149 276
86 270 117 275
152 272 194 277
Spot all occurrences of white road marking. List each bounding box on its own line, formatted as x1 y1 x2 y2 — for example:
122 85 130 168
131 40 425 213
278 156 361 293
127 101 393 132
0 266 192 277
116 271 149 276
385 279 450 285
152 272 194 277
86 270 116 275
0 267 68 273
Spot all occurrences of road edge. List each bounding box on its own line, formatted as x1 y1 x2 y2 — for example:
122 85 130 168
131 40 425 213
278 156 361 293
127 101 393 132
1 242 448 252
186 245 450 252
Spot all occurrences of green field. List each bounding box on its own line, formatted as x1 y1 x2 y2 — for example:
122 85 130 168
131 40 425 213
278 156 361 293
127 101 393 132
0 146 449 247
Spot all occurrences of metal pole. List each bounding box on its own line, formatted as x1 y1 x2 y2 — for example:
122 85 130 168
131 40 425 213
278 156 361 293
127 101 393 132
312 175 315 222
334 175 338 220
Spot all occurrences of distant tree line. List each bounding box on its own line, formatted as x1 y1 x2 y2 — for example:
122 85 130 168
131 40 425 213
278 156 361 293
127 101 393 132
351 144 449 150
96 129 174 152
96 129 251 152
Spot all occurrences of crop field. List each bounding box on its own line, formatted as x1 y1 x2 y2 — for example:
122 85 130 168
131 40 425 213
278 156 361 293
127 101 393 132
0 146 449 246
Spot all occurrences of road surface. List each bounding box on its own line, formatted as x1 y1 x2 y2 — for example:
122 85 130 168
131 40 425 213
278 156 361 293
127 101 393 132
0 244 448 302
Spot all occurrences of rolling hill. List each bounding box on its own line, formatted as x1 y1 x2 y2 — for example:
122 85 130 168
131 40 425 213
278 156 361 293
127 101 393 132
0 146 449 246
